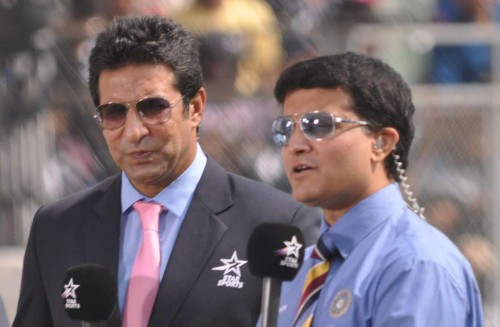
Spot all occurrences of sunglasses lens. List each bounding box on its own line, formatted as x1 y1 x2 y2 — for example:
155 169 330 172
95 97 178 130
301 112 334 140
136 97 171 122
272 116 294 146
97 103 127 130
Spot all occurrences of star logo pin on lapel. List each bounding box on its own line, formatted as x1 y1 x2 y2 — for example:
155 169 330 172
212 251 248 288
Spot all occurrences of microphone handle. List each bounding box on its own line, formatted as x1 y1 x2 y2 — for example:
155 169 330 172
261 277 282 327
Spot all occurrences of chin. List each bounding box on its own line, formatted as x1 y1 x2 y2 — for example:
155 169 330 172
127 169 159 182
291 189 320 207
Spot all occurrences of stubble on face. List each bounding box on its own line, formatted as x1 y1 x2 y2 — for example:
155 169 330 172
99 64 198 197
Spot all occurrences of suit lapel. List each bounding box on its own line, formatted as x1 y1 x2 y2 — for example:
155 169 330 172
150 158 233 326
84 175 122 326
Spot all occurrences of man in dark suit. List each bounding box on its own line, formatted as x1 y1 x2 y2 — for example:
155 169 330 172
13 16 320 327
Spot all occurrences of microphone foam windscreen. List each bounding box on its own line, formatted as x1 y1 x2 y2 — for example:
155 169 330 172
61 263 117 321
247 223 305 280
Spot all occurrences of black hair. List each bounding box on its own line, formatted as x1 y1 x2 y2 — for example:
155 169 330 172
88 15 202 115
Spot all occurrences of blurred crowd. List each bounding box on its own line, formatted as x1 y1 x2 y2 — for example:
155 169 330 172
1 0 499 323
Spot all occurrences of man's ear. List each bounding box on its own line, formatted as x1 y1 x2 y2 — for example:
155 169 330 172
189 87 206 128
371 127 399 162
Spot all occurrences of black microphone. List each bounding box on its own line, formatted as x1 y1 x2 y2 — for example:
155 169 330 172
61 264 117 327
247 223 305 327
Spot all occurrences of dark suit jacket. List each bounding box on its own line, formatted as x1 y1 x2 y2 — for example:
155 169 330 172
0 296 9 327
13 157 320 327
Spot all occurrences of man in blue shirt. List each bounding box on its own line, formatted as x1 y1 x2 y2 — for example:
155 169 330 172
267 52 484 326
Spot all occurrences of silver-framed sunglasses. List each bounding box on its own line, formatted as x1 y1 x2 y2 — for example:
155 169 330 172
94 96 184 130
272 111 369 147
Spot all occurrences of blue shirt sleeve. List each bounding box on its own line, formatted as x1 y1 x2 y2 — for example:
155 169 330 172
372 258 483 327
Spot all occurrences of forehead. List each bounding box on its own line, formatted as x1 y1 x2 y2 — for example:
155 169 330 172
282 88 355 116
98 64 177 102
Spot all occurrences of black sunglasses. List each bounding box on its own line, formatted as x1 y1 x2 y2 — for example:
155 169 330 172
94 96 184 130
272 111 369 147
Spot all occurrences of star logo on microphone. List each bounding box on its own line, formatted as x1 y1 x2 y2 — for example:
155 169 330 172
275 235 303 258
275 235 303 269
212 251 247 289
62 278 82 310
61 278 80 299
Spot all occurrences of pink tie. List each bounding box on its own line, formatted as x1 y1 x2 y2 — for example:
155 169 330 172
123 201 162 327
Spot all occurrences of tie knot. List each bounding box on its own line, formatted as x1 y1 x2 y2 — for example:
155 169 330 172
133 201 162 232
311 234 336 262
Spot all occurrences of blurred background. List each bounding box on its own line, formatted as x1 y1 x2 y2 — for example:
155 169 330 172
1 0 500 325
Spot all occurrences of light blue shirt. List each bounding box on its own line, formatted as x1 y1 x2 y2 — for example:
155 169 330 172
272 183 484 327
117 144 207 315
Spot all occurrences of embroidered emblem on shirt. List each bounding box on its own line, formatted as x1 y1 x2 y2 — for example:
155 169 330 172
62 278 81 309
329 289 352 318
212 251 247 288
274 235 303 268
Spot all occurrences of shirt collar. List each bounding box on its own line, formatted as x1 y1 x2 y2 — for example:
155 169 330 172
321 183 406 259
121 143 207 217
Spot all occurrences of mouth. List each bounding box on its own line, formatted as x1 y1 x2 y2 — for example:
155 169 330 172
292 164 313 174
129 150 154 161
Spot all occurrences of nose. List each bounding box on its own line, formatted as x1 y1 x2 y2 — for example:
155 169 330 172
286 122 310 154
121 105 149 142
